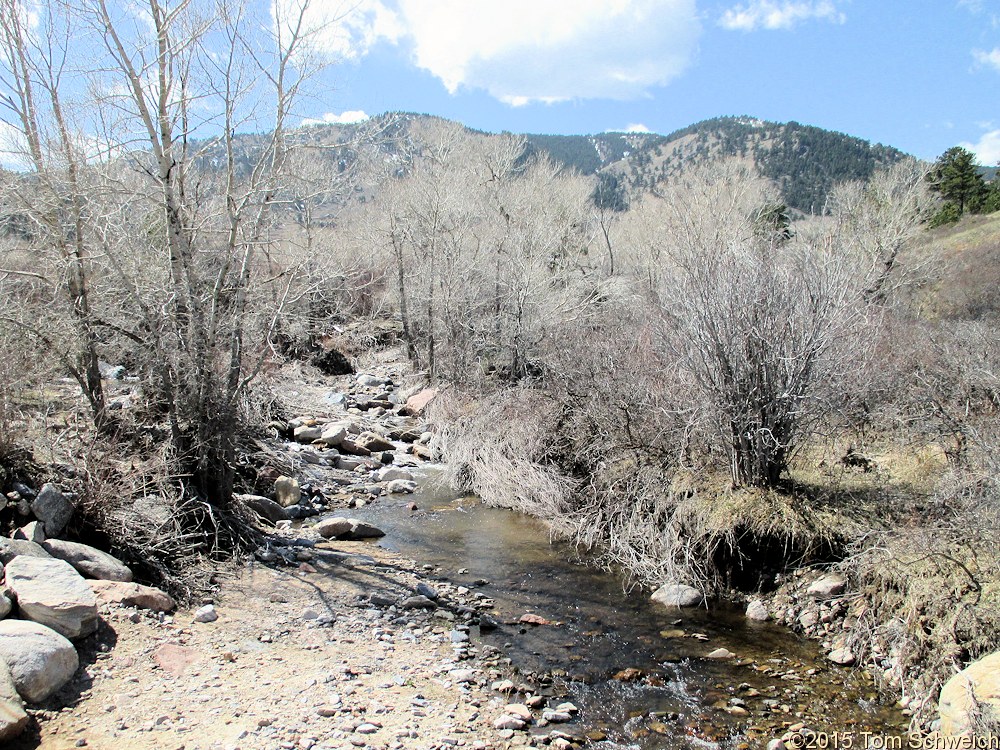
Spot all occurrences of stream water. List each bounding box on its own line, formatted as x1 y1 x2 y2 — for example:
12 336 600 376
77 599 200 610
344 465 907 749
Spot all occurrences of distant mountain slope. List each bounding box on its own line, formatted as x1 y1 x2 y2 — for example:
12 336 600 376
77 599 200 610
521 116 909 215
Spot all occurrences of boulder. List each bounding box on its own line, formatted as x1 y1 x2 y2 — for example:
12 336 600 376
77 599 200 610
357 432 395 453
0 619 79 703
939 651 1000 736
356 374 383 388
807 573 847 598
88 580 176 612
650 583 704 608
0 659 28 742
401 388 437 417
375 467 413 483
12 522 44 544
339 439 372 457
319 423 348 448
314 517 355 539
293 424 323 443
386 479 417 494
236 494 292 525
0 538 51 565
274 476 301 508
314 517 385 541
30 484 74 537
4 556 99 639
828 648 856 666
746 599 769 621
41 539 132 582
0 593 11 618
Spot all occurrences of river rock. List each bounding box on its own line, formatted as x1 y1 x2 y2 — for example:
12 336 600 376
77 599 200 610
650 583 703 608
807 573 847 598
4 556 98 639
293 424 322 443
0 537 51 565
237 494 292 525
506 704 532 721
339 439 372 457
387 479 417 494
0 593 11 618
30 484 74 537
401 388 437 416
88 580 176 612
41 539 132 582
376 467 413 483
707 647 737 660
746 599 769 621
358 432 395 452
274 476 301 508
356 374 383 388
0 619 79 702
0 658 28 742
314 517 385 540
493 714 526 730
939 651 1000 735
12 522 44 544
828 648 856 666
401 595 437 610
542 709 572 723
193 604 218 623
319 423 348 448
415 582 439 600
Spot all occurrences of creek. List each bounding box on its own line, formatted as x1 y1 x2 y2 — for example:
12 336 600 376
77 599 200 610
344 465 907 749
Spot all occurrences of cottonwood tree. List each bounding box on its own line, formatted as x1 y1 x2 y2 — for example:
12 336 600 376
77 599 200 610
0 0 106 426
1 0 330 516
652 162 882 488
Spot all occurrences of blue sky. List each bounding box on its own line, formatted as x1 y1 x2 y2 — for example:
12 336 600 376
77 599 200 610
296 0 1000 164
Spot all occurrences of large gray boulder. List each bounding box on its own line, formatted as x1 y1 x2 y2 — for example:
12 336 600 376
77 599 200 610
650 583 704 608
0 538 51 565
0 620 79 703
41 539 132 582
30 483 74 537
4 556 99 639
807 573 847 598
375 467 413 483
0 659 28 742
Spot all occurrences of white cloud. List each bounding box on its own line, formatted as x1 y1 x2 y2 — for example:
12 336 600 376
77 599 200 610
719 0 846 31
961 129 1000 166
624 123 652 133
273 0 403 61
973 47 1000 72
290 0 700 105
301 110 370 126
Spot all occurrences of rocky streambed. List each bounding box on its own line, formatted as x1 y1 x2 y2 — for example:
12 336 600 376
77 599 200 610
1 361 926 748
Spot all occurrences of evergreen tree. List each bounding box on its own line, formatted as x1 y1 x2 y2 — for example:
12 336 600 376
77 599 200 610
926 146 986 215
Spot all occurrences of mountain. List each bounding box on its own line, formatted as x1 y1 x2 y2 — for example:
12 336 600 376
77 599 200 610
521 116 909 215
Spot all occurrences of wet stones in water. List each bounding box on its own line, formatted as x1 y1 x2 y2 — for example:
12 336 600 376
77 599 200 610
613 667 644 682
650 583 704 608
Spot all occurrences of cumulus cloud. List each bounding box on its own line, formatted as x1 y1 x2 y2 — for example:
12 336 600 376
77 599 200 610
719 0 846 31
973 47 1000 72
301 110 370 126
619 123 653 133
961 129 1000 166
289 0 700 105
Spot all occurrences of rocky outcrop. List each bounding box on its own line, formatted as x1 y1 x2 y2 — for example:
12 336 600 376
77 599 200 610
0 619 79 703
4 556 99 639
41 539 133 582
650 583 704 608
939 651 1000 736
